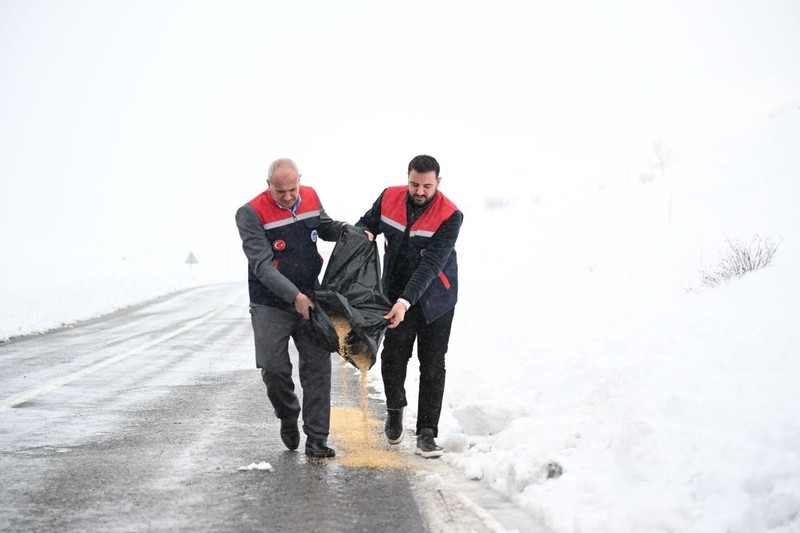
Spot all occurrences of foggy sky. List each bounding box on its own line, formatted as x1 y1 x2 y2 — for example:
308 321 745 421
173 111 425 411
2 0 798 261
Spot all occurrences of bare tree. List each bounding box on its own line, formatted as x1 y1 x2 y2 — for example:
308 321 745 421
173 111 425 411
651 141 676 181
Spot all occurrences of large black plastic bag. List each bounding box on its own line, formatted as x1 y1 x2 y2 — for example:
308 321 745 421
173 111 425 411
308 225 392 369
303 304 340 354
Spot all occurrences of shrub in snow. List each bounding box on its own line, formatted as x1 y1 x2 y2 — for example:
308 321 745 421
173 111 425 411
700 234 780 287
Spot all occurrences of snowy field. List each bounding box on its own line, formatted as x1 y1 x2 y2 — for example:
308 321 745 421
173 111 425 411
2 103 799 532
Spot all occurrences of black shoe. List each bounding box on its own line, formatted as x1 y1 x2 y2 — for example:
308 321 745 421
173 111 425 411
385 407 405 444
280 417 300 451
305 438 336 458
415 428 443 458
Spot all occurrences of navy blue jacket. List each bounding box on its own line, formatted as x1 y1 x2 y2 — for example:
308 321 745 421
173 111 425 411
236 186 343 309
356 186 463 323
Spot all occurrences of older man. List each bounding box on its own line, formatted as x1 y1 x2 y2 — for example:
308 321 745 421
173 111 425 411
236 158 344 458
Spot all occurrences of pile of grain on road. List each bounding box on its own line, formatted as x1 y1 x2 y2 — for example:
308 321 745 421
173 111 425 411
331 406 409 470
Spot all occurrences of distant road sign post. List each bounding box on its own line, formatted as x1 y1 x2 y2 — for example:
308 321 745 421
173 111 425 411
185 252 198 269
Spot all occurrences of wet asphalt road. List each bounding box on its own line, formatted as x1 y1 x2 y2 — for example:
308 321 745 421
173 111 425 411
0 284 427 532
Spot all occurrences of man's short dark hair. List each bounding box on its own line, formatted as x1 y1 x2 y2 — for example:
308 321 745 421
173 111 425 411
408 155 440 178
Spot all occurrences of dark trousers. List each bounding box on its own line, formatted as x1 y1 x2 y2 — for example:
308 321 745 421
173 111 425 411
249 303 332 441
381 305 455 437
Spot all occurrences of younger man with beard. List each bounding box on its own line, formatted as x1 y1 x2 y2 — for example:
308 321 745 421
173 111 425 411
356 155 463 458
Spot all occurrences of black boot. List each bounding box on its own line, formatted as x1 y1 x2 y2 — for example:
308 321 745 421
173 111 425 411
305 438 336 458
385 407 405 444
280 417 300 451
415 428 442 458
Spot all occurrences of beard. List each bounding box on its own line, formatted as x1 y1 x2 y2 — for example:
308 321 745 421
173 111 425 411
412 190 437 206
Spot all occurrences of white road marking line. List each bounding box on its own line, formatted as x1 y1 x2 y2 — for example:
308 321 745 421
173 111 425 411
0 304 229 410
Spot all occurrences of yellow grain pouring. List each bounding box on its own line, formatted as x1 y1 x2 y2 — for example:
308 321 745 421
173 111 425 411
330 314 370 413
330 315 352 396
330 315 351 358
329 314 408 469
